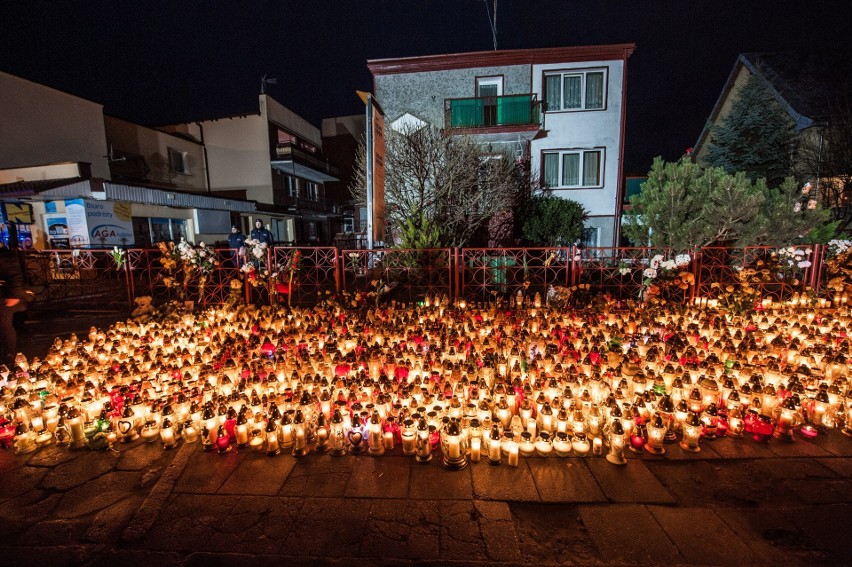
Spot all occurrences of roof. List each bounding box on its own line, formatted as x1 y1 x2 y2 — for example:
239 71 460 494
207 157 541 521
741 51 852 126
0 177 85 198
695 50 852 154
0 178 256 213
368 44 636 76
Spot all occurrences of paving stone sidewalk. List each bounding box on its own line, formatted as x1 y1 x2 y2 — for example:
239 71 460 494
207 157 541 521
3 312 851 566
1 429 851 567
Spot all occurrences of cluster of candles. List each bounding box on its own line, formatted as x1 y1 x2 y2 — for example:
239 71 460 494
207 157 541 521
1 294 851 470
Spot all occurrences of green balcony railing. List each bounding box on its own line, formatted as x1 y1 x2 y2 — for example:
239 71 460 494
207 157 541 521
445 94 542 129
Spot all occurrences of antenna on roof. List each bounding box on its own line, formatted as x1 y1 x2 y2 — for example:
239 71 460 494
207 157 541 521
260 74 278 95
482 0 497 50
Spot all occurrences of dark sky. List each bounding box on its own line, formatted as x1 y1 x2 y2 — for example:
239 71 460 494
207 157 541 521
1 1 849 173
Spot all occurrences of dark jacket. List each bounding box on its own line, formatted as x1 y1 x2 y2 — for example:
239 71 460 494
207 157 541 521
228 231 246 249
250 227 274 245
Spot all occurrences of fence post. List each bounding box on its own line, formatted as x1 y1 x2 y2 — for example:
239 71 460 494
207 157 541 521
569 246 578 287
334 247 341 295
690 246 701 304
452 248 459 301
124 255 134 309
809 243 823 291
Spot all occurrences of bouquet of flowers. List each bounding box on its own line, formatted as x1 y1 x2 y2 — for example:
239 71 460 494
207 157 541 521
824 239 852 298
640 253 693 307
110 246 126 271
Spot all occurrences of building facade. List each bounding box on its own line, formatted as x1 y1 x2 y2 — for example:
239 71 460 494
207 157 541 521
165 95 340 245
367 44 635 247
0 71 255 249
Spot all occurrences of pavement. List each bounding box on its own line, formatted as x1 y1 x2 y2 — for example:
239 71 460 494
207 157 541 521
1 311 851 566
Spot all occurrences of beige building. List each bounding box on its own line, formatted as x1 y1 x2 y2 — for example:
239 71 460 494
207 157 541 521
0 71 254 250
0 71 110 179
162 94 339 245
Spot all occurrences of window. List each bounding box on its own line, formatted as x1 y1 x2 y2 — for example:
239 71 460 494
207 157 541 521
305 181 319 201
168 148 190 174
542 149 604 188
285 175 299 197
476 77 503 126
544 69 606 112
581 227 599 248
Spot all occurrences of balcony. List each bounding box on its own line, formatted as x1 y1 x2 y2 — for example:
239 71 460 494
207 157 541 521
444 94 542 130
271 142 339 183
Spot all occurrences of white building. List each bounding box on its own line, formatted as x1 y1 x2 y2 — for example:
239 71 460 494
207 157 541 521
368 44 635 247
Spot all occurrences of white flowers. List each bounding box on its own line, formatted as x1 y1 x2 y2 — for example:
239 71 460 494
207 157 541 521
777 246 812 268
827 239 852 258
244 238 268 260
643 268 658 279
647 253 689 275
618 267 631 276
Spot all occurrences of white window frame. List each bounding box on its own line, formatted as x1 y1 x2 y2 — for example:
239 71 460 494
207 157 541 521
168 148 190 175
541 148 605 189
476 76 503 97
543 68 607 112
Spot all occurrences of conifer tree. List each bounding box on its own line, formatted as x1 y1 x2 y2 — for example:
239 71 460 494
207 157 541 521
703 71 797 188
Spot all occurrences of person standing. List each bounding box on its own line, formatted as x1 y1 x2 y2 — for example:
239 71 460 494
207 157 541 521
249 219 274 269
227 225 246 267
250 219 274 246
0 242 28 365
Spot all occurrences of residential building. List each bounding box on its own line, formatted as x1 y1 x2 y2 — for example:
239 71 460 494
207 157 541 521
694 51 852 222
163 94 340 245
367 44 635 247
0 70 254 249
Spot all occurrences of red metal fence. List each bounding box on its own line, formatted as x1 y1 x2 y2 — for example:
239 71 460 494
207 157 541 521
16 244 828 311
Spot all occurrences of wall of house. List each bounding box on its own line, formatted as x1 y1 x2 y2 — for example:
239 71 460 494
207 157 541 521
0 71 110 178
261 95 323 147
374 65 531 125
104 116 207 192
197 115 273 203
530 58 626 246
695 64 752 164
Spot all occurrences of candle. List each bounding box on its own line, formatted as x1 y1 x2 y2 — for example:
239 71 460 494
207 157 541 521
236 423 249 445
383 431 394 450
470 437 481 462
507 444 519 467
447 436 461 459
402 431 416 455
593 437 603 456
249 432 264 451
266 432 280 454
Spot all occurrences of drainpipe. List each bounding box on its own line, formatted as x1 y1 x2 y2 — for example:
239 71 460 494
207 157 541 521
197 122 212 195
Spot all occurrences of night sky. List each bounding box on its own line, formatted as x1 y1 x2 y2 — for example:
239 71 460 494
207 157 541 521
1 1 849 173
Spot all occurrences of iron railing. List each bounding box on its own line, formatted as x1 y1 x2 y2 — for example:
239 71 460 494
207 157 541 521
14 244 830 311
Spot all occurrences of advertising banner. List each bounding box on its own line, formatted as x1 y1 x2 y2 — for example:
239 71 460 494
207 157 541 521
86 200 134 246
65 199 89 247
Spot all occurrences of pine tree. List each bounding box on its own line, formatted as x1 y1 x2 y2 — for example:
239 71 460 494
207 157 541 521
703 70 797 188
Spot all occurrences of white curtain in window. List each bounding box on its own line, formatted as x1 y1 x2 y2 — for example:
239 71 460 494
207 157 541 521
563 75 582 109
562 153 580 186
583 151 601 186
543 153 559 187
585 72 604 109
544 75 561 111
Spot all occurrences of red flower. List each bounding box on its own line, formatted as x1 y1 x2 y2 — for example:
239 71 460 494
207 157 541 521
275 282 291 294
685 147 694 155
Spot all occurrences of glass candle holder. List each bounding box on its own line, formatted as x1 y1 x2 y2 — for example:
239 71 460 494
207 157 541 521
571 432 591 457
552 431 572 457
